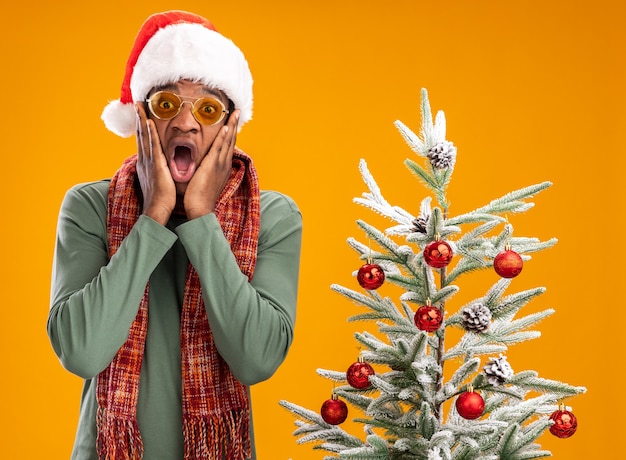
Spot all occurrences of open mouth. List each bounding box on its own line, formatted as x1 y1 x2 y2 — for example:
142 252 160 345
170 144 196 182
174 146 193 174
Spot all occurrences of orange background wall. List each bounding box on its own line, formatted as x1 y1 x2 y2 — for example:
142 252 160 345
1 1 623 458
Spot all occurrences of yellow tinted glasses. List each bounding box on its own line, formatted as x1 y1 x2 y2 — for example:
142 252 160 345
146 91 229 125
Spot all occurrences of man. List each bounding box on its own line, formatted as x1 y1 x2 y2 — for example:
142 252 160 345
48 10 302 460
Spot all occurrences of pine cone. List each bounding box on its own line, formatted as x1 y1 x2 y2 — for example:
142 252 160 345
461 303 492 333
427 140 457 169
412 216 429 233
483 354 514 386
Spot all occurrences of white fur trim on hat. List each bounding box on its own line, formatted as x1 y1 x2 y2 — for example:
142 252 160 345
101 20 253 137
102 99 138 138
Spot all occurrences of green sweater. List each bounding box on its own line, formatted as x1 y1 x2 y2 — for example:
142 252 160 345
48 179 302 459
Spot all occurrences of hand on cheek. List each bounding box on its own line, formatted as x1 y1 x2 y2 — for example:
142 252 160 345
184 110 240 220
135 103 177 225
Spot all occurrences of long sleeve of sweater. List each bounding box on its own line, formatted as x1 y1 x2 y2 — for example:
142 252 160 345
176 192 302 384
47 182 179 378
48 181 302 385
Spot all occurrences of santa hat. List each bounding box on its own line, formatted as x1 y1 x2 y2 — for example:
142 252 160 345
101 10 253 137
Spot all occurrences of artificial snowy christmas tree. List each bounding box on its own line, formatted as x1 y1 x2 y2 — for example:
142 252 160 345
280 89 586 459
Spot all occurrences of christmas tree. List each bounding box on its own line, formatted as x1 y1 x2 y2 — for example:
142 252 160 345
279 89 586 459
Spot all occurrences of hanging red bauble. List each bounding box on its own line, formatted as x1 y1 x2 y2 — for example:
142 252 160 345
321 394 348 425
414 304 443 332
455 389 485 420
494 247 523 278
423 240 453 268
549 405 578 438
346 357 375 389
357 263 385 290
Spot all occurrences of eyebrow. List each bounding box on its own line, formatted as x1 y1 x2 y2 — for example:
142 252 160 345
153 83 221 98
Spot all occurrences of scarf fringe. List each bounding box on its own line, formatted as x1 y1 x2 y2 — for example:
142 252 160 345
99 152 257 458
96 408 144 460
183 411 251 460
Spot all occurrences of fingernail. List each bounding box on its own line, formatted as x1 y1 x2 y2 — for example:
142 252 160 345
224 125 229 133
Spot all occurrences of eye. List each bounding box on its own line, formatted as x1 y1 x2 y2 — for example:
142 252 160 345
200 102 218 114
192 97 226 124
149 92 181 119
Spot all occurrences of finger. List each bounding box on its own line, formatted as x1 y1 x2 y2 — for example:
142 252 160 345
145 118 168 168
223 111 239 163
135 103 150 160
135 101 148 119
225 109 240 148
147 117 153 159
216 109 239 158
135 107 144 159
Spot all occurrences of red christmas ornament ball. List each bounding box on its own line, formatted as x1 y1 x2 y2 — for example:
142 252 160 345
346 360 375 389
493 249 523 278
423 240 453 268
414 305 443 332
549 408 578 438
357 263 385 290
455 390 485 420
321 396 348 425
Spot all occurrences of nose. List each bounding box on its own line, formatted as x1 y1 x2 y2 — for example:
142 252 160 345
171 100 199 132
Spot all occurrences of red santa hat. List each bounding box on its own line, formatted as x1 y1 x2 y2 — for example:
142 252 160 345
101 10 253 137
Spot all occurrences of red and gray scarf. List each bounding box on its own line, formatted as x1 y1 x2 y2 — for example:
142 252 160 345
96 149 260 460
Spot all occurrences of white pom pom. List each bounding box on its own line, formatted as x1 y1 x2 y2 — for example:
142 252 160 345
101 100 137 138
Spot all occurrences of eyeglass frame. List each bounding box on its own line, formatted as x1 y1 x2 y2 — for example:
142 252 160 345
144 91 230 125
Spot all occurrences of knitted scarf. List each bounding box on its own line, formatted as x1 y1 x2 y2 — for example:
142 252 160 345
96 149 260 460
